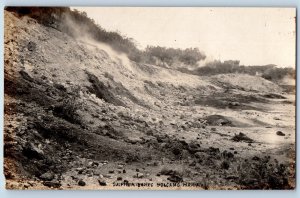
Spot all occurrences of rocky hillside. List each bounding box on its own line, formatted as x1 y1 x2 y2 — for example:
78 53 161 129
4 10 295 190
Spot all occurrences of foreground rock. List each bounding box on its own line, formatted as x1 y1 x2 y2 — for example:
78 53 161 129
276 131 286 136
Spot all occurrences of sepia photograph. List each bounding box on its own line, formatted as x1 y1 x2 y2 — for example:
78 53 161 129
3 7 296 190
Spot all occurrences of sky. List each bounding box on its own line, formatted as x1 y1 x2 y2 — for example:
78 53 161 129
74 7 296 68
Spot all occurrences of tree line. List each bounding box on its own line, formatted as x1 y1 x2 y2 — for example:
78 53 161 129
6 7 295 82
6 7 206 68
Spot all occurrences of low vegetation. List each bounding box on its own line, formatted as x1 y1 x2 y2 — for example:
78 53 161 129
52 86 82 125
194 60 295 82
6 7 205 68
141 46 206 67
236 156 293 189
7 7 295 83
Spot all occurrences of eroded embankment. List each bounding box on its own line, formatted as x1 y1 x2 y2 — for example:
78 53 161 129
4 10 295 190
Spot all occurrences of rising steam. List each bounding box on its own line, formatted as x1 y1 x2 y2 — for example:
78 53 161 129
61 13 134 72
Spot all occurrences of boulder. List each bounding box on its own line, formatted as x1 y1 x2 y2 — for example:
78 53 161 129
232 132 254 143
78 179 86 186
27 41 36 51
22 143 44 159
39 172 55 181
220 161 230 170
98 179 107 186
138 173 144 178
276 131 285 136
117 177 122 181
43 180 61 188
187 141 201 154
167 175 183 183
252 156 260 161
229 102 240 107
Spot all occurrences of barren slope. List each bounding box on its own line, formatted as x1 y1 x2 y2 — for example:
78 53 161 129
4 11 295 190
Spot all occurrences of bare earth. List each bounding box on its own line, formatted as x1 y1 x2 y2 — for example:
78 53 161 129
4 11 295 190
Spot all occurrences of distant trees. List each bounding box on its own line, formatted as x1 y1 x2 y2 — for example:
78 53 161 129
6 7 295 83
180 48 206 66
5 7 70 25
6 7 207 68
195 60 295 82
262 67 295 81
198 60 240 74
143 46 206 67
